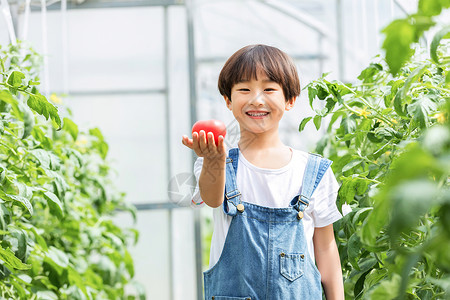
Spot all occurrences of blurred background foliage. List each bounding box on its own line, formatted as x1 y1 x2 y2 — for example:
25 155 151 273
0 44 144 299
300 0 450 298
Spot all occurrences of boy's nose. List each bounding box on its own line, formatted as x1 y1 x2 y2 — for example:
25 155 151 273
251 91 266 105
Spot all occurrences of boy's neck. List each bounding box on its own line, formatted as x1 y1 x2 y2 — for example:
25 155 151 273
238 130 285 152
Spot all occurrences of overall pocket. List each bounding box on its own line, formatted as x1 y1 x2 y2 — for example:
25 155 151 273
279 251 305 281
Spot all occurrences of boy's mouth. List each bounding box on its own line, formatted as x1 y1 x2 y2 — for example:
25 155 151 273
245 111 269 118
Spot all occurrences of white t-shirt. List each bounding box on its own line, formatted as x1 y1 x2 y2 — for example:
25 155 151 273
191 147 342 268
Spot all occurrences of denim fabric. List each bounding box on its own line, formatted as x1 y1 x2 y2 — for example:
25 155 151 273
204 149 331 300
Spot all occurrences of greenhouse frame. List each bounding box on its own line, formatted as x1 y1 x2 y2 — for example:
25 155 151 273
1 0 448 299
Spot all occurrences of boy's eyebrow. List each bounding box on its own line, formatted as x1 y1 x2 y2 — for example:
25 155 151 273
236 79 275 84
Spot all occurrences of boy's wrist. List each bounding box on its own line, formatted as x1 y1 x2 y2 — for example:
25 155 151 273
203 155 226 166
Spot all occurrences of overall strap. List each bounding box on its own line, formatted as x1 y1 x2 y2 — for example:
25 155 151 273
291 153 332 213
223 148 243 216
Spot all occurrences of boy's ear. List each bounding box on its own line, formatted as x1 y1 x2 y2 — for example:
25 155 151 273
285 97 296 111
224 96 232 110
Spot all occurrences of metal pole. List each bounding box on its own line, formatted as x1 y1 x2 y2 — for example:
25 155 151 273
21 0 31 40
336 0 344 80
40 0 50 97
361 0 369 63
318 34 324 76
373 0 380 49
1 0 17 45
186 0 203 299
163 6 174 300
61 0 69 95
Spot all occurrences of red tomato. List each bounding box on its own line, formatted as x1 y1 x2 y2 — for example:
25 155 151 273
192 119 227 146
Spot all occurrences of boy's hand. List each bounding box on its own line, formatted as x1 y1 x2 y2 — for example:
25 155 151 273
182 130 227 208
182 130 226 161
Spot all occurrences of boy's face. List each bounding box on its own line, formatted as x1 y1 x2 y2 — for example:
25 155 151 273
225 70 295 136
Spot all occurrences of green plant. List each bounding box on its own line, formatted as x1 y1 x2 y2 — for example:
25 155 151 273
300 2 449 298
0 42 144 299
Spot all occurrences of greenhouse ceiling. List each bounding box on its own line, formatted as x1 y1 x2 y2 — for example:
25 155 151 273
8 0 185 11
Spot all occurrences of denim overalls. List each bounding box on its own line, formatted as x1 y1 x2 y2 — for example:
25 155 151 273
203 148 332 300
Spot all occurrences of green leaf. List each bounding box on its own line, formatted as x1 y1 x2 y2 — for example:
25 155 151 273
31 227 48 252
124 250 134 277
308 86 318 107
45 246 69 269
316 81 330 100
298 117 312 132
382 19 416 75
388 180 438 240
358 63 383 83
407 96 437 128
430 25 450 64
19 102 35 139
27 94 62 129
341 115 357 135
325 96 337 113
394 64 428 117
363 268 388 291
7 71 25 88
43 191 64 219
0 89 18 106
338 177 357 207
367 274 401 299
32 127 53 149
328 111 345 132
89 127 104 141
355 119 372 149
313 115 322 130
45 169 69 200
315 134 328 155
10 276 28 298
0 190 33 215
419 0 442 16
352 207 373 226
342 159 363 173
0 246 31 270
29 149 61 171
67 266 88 298
348 233 362 270
360 196 389 246
9 227 27 262
129 280 146 300
62 117 78 141
36 290 58 300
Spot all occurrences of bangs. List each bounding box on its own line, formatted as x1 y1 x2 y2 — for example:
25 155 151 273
218 44 300 101
230 46 286 85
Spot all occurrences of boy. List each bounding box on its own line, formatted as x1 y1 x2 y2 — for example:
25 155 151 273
182 44 344 299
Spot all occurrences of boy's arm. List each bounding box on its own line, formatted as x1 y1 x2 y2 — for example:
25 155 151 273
182 130 226 208
313 224 344 300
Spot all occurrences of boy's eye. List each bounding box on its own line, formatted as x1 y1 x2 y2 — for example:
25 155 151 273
265 88 276 92
237 88 250 92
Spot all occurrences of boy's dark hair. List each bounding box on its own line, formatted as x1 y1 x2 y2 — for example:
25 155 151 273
218 44 300 102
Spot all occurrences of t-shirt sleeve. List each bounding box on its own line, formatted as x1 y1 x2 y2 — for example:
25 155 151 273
191 157 206 208
310 167 342 227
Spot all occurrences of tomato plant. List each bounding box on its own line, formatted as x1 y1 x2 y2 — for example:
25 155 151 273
192 119 227 145
300 1 450 298
0 43 144 299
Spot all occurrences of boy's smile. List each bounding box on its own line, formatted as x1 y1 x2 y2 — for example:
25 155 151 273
225 70 295 136
245 110 270 119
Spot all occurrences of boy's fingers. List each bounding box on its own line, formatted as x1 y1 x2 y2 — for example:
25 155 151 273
198 130 208 152
192 132 201 152
218 135 225 154
207 132 216 152
181 135 193 149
